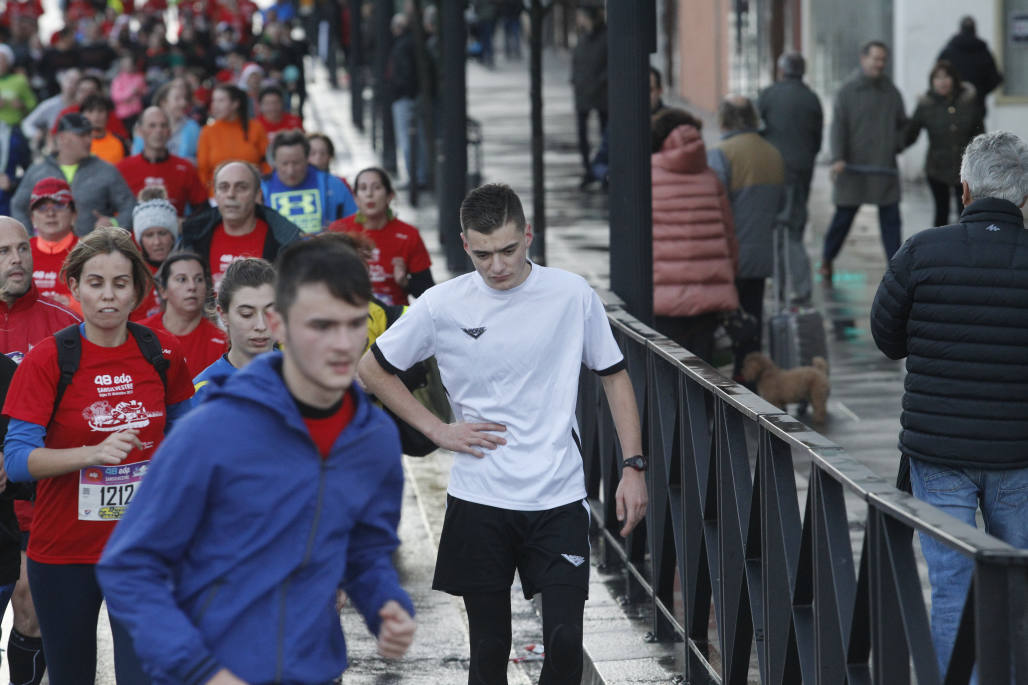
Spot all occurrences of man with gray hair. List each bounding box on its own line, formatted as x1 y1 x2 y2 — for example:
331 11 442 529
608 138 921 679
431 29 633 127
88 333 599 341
708 96 785 380
871 130 1028 677
758 52 823 304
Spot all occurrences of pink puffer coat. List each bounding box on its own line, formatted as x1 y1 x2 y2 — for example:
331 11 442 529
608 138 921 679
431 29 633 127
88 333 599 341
651 124 739 317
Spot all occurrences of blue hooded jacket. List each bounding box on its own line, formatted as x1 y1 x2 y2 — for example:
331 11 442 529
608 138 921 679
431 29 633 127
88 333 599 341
97 351 412 684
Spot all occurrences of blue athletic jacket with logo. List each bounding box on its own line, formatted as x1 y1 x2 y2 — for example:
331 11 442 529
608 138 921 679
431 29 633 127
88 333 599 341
261 167 357 234
97 351 412 684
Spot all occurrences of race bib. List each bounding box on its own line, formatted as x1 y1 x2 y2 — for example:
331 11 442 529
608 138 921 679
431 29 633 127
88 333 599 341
78 461 150 521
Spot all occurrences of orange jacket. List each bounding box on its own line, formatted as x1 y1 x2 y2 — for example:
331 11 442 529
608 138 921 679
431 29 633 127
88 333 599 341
196 118 269 195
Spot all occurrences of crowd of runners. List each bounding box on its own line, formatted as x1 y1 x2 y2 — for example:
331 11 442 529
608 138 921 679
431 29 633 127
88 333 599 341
0 1 648 683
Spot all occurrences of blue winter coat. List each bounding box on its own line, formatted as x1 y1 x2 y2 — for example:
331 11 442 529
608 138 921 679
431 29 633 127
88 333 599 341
97 351 412 684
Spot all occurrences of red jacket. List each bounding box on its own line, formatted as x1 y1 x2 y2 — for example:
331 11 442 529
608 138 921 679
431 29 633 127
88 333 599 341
651 124 739 317
0 283 81 364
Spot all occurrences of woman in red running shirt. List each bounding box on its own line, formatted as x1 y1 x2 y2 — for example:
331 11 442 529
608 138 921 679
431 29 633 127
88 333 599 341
327 167 434 305
141 252 227 378
1 227 194 684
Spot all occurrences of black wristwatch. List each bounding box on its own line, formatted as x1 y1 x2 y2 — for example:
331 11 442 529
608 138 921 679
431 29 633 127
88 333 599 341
622 455 648 472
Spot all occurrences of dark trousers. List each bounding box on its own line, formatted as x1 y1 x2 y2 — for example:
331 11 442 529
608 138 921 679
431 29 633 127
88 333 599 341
576 108 608 177
733 278 765 377
927 177 964 227
654 313 719 365
822 203 902 263
27 560 149 684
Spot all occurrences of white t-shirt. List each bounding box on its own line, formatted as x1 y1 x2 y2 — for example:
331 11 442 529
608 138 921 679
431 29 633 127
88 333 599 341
373 263 625 510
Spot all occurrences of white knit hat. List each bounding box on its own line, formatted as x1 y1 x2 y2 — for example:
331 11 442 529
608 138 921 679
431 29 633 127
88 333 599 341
132 199 179 244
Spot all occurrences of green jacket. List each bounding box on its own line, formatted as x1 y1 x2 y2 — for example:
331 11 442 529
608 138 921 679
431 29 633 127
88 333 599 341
0 73 36 126
904 84 984 186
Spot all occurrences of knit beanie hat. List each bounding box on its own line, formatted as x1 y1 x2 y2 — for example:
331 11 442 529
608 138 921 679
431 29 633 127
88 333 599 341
132 199 179 243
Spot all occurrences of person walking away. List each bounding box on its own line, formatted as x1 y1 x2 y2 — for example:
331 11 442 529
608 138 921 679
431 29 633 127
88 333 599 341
385 13 426 190
820 41 907 281
570 7 607 190
2 226 194 684
327 167 433 305
758 51 823 304
359 183 647 685
141 252 227 377
870 130 1028 679
938 16 1003 117
190 257 276 407
97 236 415 683
707 96 785 380
904 60 984 226
651 108 738 363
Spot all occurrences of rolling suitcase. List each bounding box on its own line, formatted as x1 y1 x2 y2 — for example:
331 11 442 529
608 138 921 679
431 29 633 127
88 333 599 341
768 218 828 369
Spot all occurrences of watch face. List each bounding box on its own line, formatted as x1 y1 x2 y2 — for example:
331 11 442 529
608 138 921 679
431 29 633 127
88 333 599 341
624 456 647 471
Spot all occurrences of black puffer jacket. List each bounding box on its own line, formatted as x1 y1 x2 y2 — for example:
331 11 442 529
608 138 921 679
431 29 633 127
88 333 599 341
871 198 1028 469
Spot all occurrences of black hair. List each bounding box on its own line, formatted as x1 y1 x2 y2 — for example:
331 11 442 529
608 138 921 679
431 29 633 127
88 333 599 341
307 132 336 159
217 257 275 312
270 128 310 159
258 85 285 103
80 93 113 113
651 108 703 152
77 74 103 93
213 83 251 141
354 166 395 196
154 251 213 313
649 66 662 90
861 40 889 56
460 183 526 235
274 235 372 317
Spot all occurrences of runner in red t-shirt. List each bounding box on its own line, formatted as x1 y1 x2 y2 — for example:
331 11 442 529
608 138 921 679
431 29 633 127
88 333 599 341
117 107 208 216
27 178 80 314
209 217 268 290
130 197 180 322
326 167 433 305
256 86 303 140
2 227 193 680
141 252 227 378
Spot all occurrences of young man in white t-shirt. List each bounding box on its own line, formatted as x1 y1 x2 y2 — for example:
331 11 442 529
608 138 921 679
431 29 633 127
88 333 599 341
359 183 647 684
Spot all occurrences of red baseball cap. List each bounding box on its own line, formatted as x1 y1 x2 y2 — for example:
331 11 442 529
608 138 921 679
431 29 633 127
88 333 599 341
30 177 74 210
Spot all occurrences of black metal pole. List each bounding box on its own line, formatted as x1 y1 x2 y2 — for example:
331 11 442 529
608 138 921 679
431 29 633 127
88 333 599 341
607 0 654 324
528 0 546 265
324 0 340 89
348 0 364 131
439 0 471 273
373 0 397 174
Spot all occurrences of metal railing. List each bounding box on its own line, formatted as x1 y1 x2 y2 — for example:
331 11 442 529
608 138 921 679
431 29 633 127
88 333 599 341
579 294 1028 684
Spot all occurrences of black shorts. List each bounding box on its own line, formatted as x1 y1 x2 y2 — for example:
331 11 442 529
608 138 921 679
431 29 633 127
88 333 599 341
432 495 591 599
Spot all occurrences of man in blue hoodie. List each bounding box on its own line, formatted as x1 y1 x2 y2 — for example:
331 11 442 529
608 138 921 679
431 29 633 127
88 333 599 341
261 129 357 234
97 237 415 684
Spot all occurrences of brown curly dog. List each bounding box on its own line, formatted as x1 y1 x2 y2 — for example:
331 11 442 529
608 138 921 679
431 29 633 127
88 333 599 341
741 352 830 423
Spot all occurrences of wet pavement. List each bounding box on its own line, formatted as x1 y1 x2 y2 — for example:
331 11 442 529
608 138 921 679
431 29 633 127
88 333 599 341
10 44 949 683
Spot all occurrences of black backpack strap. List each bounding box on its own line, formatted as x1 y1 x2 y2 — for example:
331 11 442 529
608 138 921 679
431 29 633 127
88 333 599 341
50 324 83 426
126 322 169 393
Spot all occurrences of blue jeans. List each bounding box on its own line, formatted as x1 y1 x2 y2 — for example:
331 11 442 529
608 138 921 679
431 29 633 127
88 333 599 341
909 458 1028 678
391 97 427 186
822 203 901 263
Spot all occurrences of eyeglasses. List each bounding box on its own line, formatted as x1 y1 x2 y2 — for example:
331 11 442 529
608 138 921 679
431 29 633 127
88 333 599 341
32 201 72 213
